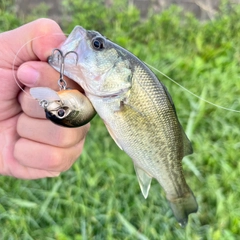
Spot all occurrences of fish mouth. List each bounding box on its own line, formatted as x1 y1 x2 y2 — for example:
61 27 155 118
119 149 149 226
48 26 89 89
48 26 87 70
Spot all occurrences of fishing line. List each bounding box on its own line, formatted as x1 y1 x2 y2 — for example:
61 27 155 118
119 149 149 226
12 35 43 98
145 62 240 113
12 33 240 113
12 32 67 99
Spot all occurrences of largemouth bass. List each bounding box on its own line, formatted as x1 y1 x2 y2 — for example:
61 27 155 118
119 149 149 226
47 26 198 226
30 87 96 127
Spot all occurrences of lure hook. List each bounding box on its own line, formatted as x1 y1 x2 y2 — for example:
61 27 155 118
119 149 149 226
50 48 78 90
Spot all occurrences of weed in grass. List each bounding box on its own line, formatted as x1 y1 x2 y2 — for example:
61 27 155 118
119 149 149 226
1 0 240 239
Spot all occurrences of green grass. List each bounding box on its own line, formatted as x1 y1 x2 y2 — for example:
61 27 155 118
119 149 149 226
1 0 240 239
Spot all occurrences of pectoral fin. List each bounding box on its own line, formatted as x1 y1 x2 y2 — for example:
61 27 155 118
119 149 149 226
104 122 123 150
134 165 152 199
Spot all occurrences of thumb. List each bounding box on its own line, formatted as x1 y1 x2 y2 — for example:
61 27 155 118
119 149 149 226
0 18 66 68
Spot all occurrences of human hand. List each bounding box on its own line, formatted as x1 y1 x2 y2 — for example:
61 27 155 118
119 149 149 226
0 18 89 179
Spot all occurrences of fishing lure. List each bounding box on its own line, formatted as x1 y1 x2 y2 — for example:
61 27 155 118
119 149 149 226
30 49 96 127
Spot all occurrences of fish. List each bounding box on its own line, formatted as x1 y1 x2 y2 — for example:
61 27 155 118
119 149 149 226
30 87 96 127
47 26 198 226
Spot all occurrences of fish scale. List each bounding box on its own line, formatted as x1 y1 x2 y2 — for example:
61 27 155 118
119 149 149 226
108 65 184 185
46 25 198 226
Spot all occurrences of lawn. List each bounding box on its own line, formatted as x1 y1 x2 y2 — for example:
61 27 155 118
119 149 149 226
0 1 240 239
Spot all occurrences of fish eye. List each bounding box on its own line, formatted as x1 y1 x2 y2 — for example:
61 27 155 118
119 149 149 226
91 37 105 50
57 109 66 118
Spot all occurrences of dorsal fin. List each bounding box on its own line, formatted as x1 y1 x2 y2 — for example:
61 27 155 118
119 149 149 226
181 127 193 157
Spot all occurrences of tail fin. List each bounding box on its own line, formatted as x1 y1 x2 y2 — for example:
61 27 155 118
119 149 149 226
168 191 198 227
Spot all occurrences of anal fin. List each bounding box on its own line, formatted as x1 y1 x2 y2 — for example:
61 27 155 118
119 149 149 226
134 165 152 199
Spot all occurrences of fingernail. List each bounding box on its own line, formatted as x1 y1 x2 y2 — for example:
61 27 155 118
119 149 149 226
18 65 40 87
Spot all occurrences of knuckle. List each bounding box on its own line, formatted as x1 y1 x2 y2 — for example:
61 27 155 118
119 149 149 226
46 171 61 177
54 128 74 148
34 18 59 33
53 125 89 148
47 150 65 170
46 149 74 172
